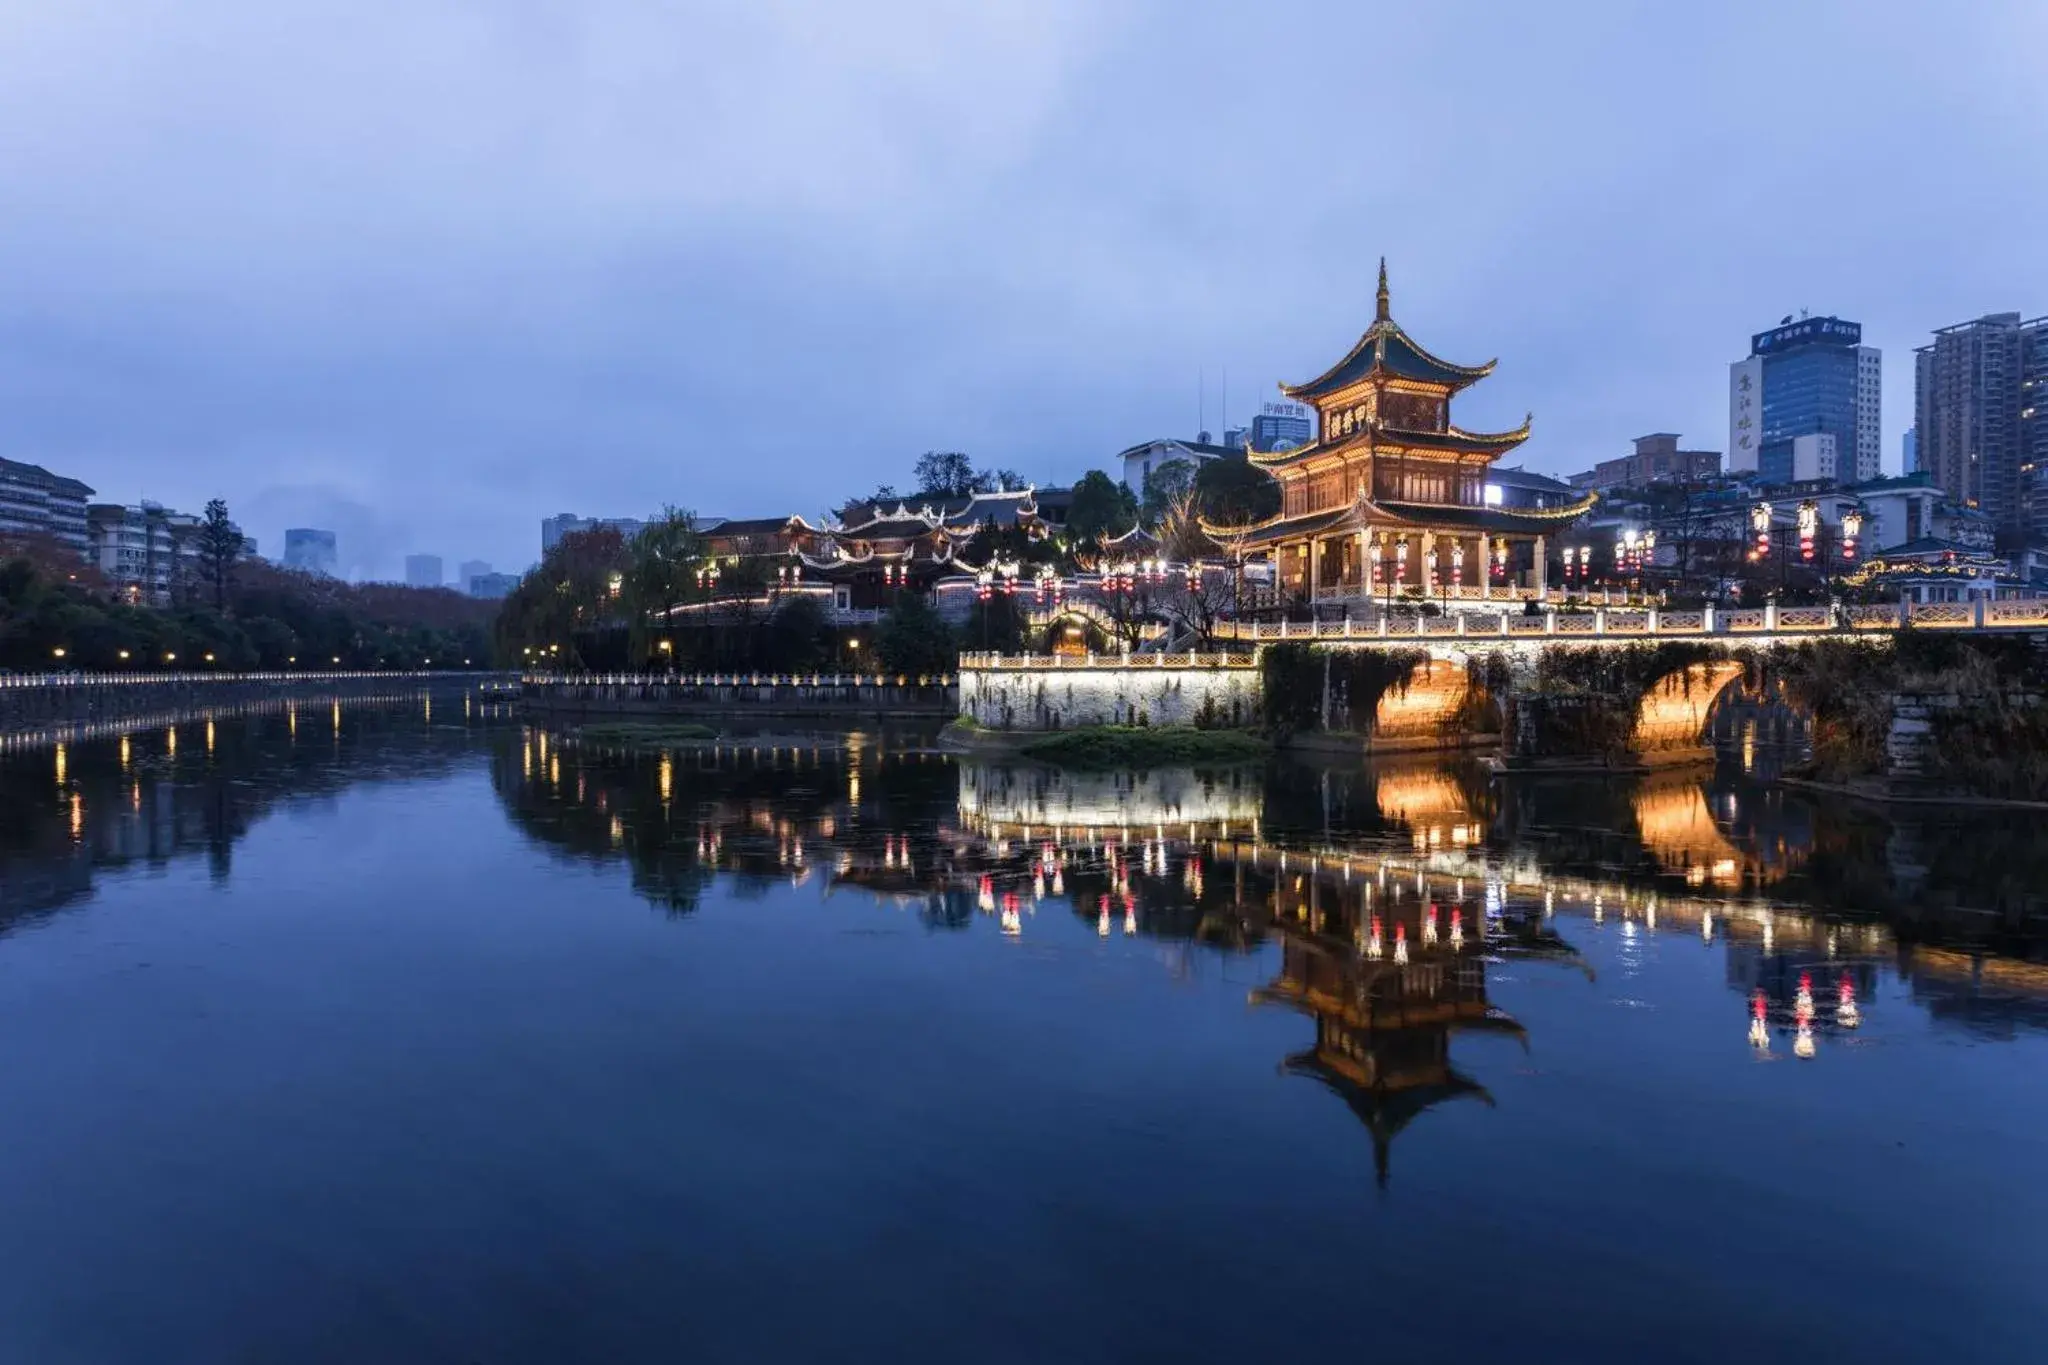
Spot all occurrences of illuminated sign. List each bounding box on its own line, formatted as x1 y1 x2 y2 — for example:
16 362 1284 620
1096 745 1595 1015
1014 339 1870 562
1751 317 1862 356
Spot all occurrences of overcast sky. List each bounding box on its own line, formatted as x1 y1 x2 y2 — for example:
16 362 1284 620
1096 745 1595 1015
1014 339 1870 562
2 1 2040 580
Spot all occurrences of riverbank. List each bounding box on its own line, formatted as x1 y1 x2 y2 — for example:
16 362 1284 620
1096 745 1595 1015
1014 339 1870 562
521 674 956 723
0 671 507 746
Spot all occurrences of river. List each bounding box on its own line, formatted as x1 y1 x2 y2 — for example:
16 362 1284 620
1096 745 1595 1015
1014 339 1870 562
1 690 2044 1363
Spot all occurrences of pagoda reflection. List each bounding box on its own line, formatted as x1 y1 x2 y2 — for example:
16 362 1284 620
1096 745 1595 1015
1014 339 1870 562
491 738 2048 1063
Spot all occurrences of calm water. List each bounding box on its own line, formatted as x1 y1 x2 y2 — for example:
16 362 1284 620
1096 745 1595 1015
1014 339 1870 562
2 692 2046 1364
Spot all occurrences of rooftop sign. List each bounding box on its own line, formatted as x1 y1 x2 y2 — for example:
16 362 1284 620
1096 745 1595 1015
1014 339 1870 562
1751 317 1861 355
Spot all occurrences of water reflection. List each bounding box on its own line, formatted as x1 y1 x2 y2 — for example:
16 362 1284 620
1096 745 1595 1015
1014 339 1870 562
0 690 515 935
490 729 2048 1076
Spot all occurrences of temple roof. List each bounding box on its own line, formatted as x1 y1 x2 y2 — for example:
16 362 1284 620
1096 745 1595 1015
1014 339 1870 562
1283 1048 1492 1190
703 514 816 537
1209 490 1598 547
1281 260 1495 402
830 488 1039 537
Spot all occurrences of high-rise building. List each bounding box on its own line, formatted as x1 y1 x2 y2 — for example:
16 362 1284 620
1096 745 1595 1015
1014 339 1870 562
0 458 95 557
541 513 644 554
404 554 443 588
1902 426 1917 473
283 527 338 577
1914 312 2046 539
86 501 243 607
2024 326 2048 542
457 559 492 592
1791 432 1838 484
1729 316 1880 486
1249 402 1314 453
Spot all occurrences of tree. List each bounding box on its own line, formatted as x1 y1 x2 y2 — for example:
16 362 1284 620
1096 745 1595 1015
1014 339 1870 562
195 498 242 610
914 451 980 500
766 594 833 672
1066 469 1140 548
963 593 1029 654
620 507 704 661
493 525 631 667
1194 451 1281 524
1141 458 1198 526
874 593 957 676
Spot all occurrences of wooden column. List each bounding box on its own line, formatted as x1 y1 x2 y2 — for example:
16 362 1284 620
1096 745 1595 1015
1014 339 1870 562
1534 535 1548 598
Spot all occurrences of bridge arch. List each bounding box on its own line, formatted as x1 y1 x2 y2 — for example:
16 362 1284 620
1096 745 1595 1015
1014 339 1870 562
1032 607 1113 655
1629 660 1748 755
1373 658 1474 742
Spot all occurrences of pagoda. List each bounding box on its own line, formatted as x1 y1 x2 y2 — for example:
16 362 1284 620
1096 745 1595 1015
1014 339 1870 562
1215 261 1594 608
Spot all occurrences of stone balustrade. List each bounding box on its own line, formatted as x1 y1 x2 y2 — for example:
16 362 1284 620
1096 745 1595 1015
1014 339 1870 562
521 672 957 719
1209 596 2048 644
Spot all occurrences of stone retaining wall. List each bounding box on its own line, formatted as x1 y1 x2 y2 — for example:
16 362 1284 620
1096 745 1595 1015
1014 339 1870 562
958 663 1261 730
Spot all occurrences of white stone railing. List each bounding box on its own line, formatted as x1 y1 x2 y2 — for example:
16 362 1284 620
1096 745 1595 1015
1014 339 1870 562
0 668 488 690
955 652 1255 671
522 671 958 688
1204 596 2048 644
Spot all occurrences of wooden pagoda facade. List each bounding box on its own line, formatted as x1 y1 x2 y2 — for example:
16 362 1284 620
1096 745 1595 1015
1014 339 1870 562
1213 262 1594 609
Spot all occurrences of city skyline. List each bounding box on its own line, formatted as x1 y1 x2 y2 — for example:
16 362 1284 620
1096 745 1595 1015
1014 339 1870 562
1 3 2041 578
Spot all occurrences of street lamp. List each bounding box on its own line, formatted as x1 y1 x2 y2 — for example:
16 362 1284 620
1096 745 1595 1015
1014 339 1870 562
1841 508 1863 564
1797 500 1819 565
52 646 66 660
1750 501 1773 561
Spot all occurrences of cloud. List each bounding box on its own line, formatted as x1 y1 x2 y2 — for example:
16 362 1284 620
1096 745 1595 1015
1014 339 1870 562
0 0 2040 577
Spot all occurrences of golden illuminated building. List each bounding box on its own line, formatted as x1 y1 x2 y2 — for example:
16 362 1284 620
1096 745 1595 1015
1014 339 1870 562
1218 261 1594 605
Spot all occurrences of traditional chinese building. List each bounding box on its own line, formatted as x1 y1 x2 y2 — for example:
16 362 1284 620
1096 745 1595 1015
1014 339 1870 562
794 488 1052 615
1215 262 1595 608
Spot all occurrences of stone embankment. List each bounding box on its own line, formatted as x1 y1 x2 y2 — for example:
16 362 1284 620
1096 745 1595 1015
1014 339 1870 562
0 671 508 744
520 673 957 722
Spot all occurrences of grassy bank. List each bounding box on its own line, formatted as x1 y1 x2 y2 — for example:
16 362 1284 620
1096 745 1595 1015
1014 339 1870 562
1016 725 1269 769
574 720 719 746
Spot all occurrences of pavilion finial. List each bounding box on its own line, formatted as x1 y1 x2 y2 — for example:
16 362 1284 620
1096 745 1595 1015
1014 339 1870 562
1375 257 1390 323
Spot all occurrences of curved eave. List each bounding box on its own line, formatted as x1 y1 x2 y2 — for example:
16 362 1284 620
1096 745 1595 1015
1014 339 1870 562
1281 320 1496 401
1392 418 1534 457
1217 490 1597 547
1368 492 1600 532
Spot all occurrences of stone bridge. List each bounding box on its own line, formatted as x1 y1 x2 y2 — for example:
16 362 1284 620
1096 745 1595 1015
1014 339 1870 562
960 593 2048 771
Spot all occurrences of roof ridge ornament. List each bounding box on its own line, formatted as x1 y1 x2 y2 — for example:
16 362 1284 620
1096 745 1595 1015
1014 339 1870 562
1376 256 1390 324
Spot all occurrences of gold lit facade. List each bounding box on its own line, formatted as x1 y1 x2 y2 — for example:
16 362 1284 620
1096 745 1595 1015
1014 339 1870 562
1218 261 1594 607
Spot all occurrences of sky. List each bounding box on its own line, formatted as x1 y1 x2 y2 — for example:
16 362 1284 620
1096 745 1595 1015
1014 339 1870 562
1 1 2042 582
